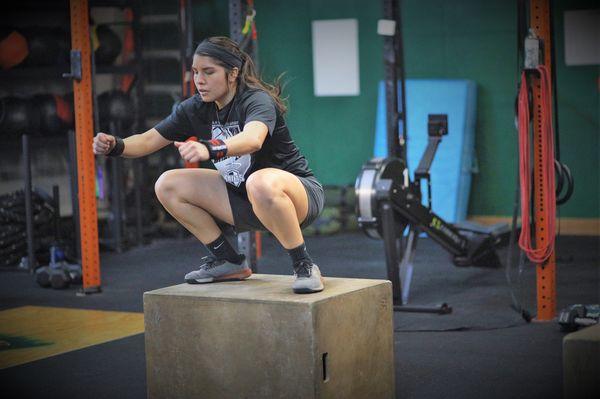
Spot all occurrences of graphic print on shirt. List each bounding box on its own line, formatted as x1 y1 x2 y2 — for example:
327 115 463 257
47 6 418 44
212 121 252 187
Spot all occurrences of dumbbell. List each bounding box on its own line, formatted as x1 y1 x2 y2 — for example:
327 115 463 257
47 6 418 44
49 265 71 289
559 305 587 332
64 264 82 284
35 266 51 288
36 263 81 288
559 304 600 332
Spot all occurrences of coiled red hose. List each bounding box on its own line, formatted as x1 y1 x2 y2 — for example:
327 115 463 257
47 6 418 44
517 66 556 263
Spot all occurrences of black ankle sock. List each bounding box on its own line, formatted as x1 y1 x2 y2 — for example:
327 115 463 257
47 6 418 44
206 234 244 264
287 242 313 265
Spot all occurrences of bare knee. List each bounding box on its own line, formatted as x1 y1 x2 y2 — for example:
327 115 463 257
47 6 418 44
154 169 181 203
246 172 283 207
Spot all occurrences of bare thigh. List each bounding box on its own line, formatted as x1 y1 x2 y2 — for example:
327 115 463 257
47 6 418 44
155 168 234 225
246 168 309 224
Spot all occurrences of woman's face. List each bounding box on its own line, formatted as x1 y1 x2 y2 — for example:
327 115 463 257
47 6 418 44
192 55 236 104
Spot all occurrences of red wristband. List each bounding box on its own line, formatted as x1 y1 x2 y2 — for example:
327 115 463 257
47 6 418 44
200 139 228 161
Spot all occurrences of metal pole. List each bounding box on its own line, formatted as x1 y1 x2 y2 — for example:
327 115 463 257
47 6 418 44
68 0 102 293
22 134 36 273
380 201 401 304
530 0 556 320
52 185 61 242
229 0 243 43
68 129 82 262
134 159 143 245
381 0 409 162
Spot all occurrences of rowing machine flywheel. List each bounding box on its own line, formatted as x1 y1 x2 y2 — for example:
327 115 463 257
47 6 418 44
355 157 411 239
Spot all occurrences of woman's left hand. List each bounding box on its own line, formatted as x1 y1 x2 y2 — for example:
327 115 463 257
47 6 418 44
174 140 210 163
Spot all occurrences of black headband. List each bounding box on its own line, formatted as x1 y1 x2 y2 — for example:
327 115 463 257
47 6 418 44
195 41 243 69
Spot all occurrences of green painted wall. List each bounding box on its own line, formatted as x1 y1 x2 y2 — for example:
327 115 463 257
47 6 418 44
551 0 599 218
400 0 598 217
401 0 518 217
195 0 598 218
256 0 384 188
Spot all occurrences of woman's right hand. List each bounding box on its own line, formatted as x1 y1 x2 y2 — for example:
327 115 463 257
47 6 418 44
93 132 116 155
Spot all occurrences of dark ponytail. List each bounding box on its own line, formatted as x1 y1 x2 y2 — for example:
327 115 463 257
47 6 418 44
195 36 288 114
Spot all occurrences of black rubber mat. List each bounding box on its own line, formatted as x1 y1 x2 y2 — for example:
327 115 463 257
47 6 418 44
0 232 597 399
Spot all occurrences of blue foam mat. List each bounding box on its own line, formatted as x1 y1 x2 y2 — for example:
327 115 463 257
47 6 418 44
374 79 477 222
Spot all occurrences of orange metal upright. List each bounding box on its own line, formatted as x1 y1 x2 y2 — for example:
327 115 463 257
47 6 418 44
69 0 101 293
530 0 556 320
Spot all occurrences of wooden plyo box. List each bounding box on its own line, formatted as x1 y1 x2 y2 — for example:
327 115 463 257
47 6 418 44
563 323 600 399
144 274 394 399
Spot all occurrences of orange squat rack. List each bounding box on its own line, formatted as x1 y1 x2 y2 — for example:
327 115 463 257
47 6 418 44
530 0 556 320
69 0 101 294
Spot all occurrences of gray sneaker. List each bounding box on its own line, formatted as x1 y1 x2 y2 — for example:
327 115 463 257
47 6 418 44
292 261 324 294
185 256 251 284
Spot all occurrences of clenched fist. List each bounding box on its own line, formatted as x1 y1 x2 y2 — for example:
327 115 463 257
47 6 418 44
93 132 116 155
174 140 209 163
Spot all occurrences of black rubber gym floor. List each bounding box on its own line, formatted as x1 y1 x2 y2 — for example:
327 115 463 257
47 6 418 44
0 232 598 399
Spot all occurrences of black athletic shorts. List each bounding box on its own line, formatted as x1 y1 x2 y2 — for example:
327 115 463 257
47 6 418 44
226 175 325 233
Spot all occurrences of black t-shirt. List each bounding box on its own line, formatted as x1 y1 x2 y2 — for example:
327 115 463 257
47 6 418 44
154 87 313 193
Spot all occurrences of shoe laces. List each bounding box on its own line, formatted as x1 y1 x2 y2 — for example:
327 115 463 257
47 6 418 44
198 256 225 270
293 260 313 278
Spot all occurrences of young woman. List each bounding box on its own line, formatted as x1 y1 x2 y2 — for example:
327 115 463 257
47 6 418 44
92 37 325 294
